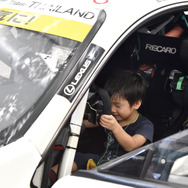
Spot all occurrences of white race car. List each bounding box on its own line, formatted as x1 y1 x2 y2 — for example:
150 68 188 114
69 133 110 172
0 0 188 187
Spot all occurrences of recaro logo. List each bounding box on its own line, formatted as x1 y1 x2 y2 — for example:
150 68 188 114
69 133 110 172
145 43 177 54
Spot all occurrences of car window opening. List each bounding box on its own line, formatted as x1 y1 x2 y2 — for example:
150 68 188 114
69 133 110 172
74 10 188 187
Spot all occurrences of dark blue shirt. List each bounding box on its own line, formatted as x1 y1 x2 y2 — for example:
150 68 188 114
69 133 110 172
98 114 154 164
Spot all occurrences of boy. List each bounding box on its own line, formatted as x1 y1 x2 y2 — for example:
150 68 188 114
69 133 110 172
73 70 154 171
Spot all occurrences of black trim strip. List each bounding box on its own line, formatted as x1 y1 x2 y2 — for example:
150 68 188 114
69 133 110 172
66 146 77 150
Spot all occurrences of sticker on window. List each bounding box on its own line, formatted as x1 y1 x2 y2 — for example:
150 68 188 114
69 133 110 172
0 8 92 42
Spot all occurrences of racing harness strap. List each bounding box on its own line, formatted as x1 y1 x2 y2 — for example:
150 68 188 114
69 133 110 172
168 74 188 134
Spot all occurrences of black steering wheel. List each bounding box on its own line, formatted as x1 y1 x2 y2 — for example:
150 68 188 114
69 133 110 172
97 88 111 115
84 84 111 124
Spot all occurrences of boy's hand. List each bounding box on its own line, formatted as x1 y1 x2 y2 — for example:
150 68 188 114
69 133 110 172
100 115 120 131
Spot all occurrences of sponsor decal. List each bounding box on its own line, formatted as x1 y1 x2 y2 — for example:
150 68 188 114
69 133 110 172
145 43 177 54
63 44 104 101
39 53 58 72
64 59 92 96
0 9 39 25
29 2 95 20
86 46 100 61
0 8 92 42
93 0 109 4
156 0 167 2
5 0 98 24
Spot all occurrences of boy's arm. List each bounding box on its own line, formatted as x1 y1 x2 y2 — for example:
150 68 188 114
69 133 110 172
112 125 147 152
100 115 146 152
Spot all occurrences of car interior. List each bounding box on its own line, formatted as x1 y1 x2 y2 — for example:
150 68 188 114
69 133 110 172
33 9 188 188
70 10 188 188
77 11 188 155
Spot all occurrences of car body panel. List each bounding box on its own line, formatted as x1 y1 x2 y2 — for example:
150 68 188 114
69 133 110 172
90 0 188 48
61 130 188 188
52 174 133 188
25 94 71 155
0 137 41 188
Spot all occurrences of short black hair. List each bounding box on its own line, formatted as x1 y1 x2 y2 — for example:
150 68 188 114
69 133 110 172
104 70 147 106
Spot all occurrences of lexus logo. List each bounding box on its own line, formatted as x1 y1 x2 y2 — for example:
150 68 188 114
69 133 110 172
64 84 75 96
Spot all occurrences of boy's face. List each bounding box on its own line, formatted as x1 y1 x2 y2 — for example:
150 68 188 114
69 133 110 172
110 95 141 125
